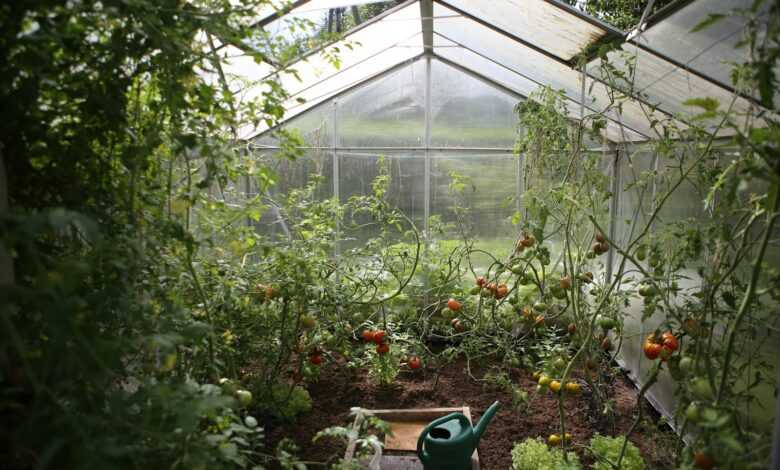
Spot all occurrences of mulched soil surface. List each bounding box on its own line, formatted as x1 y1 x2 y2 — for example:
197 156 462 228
264 357 673 469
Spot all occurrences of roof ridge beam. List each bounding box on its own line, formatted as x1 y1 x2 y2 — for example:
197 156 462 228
421 0 433 54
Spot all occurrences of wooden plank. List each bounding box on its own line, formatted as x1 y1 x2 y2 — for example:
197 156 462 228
345 406 480 469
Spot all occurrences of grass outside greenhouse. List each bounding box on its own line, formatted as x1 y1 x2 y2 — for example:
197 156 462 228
1 0 779 469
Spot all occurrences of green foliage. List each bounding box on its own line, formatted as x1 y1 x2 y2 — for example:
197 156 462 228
511 438 582 470
257 384 313 421
588 435 645 470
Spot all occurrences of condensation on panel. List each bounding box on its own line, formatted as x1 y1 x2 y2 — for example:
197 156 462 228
429 59 520 148
336 59 426 147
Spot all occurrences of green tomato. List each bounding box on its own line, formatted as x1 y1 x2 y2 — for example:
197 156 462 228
635 245 647 261
597 315 616 330
244 416 259 428
678 356 694 374
690 378 714 401
685 402 700 423
508 357 520 367
552 357 567 370
469 286 481 295
236 389 253 407
533 301 547 312
219 378 238 396
551 287 567 300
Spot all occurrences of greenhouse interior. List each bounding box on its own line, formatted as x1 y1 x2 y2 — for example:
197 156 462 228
1 0 779 469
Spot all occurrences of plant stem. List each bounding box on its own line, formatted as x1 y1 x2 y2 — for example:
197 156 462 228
716 181 780 405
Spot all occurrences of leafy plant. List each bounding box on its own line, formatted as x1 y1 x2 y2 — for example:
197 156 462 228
511 438 581 470
589 434 645 470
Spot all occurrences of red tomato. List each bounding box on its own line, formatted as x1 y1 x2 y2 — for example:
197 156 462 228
372 330 386 344
475 276 486 287
643 341 663 360
408 356 422 370
661 331 679 352
361 330 374 342
309 354 323 365
447 298 462 311
376 343 390 355
693 452 715 470
495 284 508 299
451 318 466 332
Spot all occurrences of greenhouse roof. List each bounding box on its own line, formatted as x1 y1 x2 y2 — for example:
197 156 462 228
216 0 770 143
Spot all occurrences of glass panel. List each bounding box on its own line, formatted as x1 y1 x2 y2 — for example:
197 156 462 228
441 0 609 61
430 152 519 269
336 59 426 147
430 59 519 148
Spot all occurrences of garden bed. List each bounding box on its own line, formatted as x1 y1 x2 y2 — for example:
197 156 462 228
264 357 676 469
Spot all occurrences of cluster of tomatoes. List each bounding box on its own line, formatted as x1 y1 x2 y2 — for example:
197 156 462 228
255 283 277 302
475 276 508 299
642 331 678 361
360 329 422 370
591 231 610 256
534 371 583 395
361 329 390 354
515 232 536 252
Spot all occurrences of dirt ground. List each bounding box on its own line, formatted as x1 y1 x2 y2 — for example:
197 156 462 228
264 356 676 469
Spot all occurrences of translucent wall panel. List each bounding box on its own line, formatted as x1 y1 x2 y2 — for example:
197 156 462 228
432 3 663 142
639 0 776 107
589 47 754 134
430 59 520 148
338 151 425 246
433 35 648 143
439 0 610 61
249 149 334 239
258 1 401 59
336 60 426 147
430 152 519 265
254 101 333 147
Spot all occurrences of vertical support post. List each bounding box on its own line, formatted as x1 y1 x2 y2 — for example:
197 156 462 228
423 57 432 246
606 144 619 283
332 99 341 258
772 369 780 469
421 0 433 247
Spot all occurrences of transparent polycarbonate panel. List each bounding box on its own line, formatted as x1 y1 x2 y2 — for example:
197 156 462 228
434 3 578 94
252 98 332 147
338 151 425 247
434 35 539 98
430 152 519 268
639 0 770 95
433 4 653 142
258 1 401 58
440 0 609 60
336 59 426 147
250 0 393 29
241 34 423 139
277 3 420 98
429 59 520 148
248 149 334 239
591 46 755 133
433 37 648 144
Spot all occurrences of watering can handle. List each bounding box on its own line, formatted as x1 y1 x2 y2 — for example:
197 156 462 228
416 412 472 465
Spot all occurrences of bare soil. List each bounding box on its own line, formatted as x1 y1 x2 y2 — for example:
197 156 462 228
264 357 675 469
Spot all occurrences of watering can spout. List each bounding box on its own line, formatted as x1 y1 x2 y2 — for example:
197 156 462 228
473 401 500 441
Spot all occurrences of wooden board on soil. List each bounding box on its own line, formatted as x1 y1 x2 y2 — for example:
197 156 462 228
365 406 480 469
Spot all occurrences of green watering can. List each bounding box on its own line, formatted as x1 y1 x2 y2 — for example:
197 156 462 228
416 401 500 470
